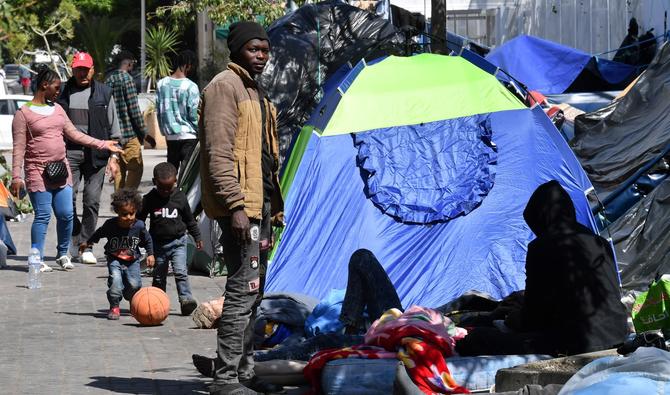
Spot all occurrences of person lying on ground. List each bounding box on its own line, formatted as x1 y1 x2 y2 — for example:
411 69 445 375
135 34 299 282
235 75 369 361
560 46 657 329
80 189 154 320
138 162 202 316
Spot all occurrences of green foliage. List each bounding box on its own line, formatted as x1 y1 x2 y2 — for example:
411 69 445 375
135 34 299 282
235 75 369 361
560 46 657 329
145 25 181 88
155 0 288 26
0 0 80 61
76 14 137 78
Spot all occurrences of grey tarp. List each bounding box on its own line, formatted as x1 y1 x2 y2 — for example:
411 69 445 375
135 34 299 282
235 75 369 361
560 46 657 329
605 178 670 290
571 41 670 192
257 1 403 161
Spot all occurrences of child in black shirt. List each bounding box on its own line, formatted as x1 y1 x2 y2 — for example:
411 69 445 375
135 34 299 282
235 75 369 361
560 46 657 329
138 162 202 316
81 189 154 320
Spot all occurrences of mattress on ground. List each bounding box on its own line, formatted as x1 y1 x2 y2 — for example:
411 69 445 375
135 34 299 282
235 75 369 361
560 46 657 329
322 354 552 394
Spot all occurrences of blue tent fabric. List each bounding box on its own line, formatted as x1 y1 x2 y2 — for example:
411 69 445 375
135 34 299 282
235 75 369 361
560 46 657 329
266 106 597 308
354 115 497 223
486 35 636 94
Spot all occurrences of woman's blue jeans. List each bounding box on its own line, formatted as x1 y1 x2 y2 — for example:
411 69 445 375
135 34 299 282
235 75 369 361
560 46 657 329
29 186 73 259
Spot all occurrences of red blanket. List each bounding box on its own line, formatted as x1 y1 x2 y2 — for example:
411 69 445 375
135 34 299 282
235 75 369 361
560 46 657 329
304 306 470 394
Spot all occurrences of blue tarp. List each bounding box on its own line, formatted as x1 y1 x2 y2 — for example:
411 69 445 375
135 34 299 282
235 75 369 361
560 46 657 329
266 105 597 307
486 35 637 94
354 115 497 224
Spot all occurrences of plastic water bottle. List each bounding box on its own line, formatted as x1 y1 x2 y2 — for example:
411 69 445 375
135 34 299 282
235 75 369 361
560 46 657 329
27 248 41 289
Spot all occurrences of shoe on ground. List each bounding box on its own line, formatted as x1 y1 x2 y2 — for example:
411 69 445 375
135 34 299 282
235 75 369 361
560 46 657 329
240 376 284 394
107 306 121 320
193 354 216 378
56 256 74 270
180 299 198 316
210 383 258 395
39 262 53 273
80 251 97 265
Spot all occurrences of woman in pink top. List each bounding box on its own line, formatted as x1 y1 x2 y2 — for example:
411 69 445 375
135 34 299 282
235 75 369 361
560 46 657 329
11 69 122 271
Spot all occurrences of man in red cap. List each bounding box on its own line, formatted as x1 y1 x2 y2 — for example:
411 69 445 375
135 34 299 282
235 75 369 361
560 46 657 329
57 52 121 265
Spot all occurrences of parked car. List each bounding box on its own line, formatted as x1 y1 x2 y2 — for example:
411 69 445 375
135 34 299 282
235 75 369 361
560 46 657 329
0 94 32 151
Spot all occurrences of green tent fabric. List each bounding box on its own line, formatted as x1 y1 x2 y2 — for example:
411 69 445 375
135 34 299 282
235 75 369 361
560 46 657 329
322 54 524 136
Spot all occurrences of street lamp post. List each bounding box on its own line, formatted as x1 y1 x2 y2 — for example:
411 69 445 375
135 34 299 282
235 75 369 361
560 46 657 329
141 0 146 92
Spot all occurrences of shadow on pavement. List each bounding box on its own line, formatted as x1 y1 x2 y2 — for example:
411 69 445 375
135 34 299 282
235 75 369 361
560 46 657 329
55 309 131 319
86 376 207 394
2 265 27 272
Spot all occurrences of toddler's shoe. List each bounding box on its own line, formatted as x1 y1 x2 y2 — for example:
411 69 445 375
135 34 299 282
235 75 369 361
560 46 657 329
80 251 97 265
107 306 121 320
56 256 74 270
39 262 53 273
180 299 198 316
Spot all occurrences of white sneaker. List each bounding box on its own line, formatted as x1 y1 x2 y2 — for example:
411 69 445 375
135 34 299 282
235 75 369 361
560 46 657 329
40 262 53 273
80 251 97 265
56 256 74 270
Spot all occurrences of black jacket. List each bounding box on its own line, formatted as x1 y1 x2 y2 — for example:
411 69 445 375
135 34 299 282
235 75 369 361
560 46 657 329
138 189 201 244
58 79 114 168
517 180 628 355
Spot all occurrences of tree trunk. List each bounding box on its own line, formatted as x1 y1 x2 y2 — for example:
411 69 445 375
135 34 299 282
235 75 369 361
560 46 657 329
431 0 447 54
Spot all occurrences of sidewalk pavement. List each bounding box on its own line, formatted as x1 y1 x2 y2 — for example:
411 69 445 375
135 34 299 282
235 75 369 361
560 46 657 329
0 150 222 394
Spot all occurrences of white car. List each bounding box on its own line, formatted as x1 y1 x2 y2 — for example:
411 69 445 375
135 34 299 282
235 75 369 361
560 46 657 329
0 94 32 151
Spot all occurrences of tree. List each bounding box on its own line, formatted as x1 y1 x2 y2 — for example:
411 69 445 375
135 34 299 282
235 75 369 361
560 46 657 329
0 0 116 63
145 25 180 89
431 0 447 54
29 0 80 78
155 0 286 26
76 14 138 78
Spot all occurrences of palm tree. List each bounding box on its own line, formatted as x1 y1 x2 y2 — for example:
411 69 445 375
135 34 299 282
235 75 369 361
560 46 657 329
145 25 180 90
76 14 138 79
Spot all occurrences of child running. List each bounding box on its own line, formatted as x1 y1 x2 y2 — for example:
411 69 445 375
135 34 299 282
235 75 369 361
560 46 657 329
138 162 202 316
81 189 154 320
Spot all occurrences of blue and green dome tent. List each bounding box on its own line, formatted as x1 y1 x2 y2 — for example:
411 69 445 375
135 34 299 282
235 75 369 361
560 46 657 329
265 53 599 307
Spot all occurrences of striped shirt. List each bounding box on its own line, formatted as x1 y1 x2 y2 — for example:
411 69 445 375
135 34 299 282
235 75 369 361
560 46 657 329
105 70 146 144
156 76 199 140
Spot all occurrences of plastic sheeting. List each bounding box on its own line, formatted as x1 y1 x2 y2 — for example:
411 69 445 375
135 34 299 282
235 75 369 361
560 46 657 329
571 41 670 192
266 106 597 307
354 115 497 224
485 35 637 94
258 2 403 160
606 179 670 290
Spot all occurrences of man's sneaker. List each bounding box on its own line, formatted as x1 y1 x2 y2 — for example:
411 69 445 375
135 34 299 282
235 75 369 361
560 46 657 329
39 262 53 273
80 251 97 265
56 256 74 270
107 307 121 320
180 299 198 316
192 354 216 378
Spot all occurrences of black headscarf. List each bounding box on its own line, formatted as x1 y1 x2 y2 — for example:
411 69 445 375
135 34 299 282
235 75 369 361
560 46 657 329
520 180 628 355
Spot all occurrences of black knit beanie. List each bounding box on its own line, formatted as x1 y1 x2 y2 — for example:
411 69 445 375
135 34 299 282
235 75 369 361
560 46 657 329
227 21 270 56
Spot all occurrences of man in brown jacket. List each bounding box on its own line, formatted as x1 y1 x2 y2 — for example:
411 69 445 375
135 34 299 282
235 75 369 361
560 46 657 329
197 21 283 395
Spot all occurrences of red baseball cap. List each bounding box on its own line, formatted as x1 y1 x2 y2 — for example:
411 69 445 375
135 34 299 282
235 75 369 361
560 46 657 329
72 52 94 69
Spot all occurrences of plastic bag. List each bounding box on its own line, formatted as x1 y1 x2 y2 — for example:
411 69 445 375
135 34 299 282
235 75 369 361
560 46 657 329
632 275 670 332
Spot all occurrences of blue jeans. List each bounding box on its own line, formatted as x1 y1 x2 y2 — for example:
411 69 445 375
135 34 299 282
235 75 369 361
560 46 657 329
107 257 142 308
152 235 193 301
29 186 73 259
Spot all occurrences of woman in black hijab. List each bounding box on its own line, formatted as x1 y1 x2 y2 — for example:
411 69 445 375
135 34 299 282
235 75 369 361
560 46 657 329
457 180 628 356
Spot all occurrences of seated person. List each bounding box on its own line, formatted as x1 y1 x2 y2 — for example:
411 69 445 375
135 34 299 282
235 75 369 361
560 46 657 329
456 180 629 356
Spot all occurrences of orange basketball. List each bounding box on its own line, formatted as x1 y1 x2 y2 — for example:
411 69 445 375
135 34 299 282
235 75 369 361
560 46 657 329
131 287 170 326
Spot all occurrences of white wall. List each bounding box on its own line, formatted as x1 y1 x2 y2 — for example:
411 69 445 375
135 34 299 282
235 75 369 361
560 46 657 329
393 0 670 56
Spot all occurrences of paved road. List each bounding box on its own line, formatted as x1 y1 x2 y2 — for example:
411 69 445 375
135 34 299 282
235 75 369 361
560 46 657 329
0 150 222 394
